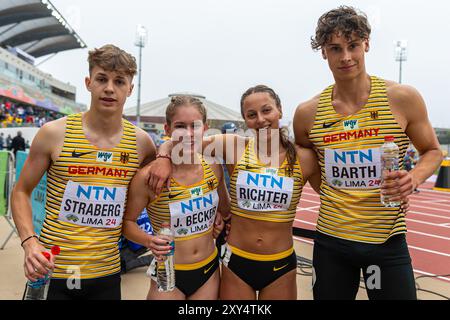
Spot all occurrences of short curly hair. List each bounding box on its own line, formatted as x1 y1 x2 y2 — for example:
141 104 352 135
311 6 371 51
88 44 137 77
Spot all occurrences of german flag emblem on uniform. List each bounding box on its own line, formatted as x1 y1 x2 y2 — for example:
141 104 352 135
120 152 130 164
370 111 379 120
285 166 294 177
207 179 215 191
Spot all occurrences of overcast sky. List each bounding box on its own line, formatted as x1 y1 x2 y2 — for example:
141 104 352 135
38 0 450 128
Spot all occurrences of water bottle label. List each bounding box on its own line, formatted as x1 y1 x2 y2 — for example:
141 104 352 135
168 189 219 238
27 275 50 289
324 147 382 189
167 241 175 256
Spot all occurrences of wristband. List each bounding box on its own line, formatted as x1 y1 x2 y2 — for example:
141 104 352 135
156 154 171 161
21 235 39 247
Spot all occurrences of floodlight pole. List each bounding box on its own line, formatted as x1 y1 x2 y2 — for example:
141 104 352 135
135 25 147 128
395 40 408 84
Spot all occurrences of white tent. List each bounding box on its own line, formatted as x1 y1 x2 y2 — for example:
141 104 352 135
124 92 243 122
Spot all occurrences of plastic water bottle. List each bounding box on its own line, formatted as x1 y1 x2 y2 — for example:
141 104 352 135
24 246 60 300
380 136 401 207
156 222 175 292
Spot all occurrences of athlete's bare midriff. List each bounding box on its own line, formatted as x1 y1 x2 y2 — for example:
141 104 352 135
227 215 294 255
173 233 216 265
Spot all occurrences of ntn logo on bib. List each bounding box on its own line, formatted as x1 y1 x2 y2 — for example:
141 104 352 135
236 170 294 212
169 190 219 238
325 147 382 189
59 181 126 228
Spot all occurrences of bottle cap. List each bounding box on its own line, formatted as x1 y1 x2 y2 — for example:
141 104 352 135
161 221 170 228
51 246 60 256
42 252 51 261
384 136 395 142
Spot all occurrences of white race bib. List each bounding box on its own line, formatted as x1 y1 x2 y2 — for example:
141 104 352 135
324 147 382 189
168 190 219 238
236 169 294 212
59 181 126 228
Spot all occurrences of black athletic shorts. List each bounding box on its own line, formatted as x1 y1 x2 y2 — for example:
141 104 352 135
24 273 122 300
148 247 219 297
312 232 417 300
221 243 297 291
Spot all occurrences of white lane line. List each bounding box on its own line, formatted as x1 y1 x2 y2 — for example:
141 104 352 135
293 236 314 245
406 245 450 257
418 199 449 204
295 219 316 226
295 216 450 228
412 202 450 210
408 211 450 221
301 191 450 216
413 269 450 283
408 230 450 241
417 188 450 196
407 218 450 228
298 198 320 204
296 206 320 211
293 238 450 281
294 219 450 242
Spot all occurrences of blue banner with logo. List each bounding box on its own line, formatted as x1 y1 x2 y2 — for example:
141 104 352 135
15 151 47 235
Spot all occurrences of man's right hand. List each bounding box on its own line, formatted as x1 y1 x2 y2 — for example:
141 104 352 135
23 238 55 282
146 158 172 195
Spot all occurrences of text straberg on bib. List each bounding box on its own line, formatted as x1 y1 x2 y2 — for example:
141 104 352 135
325 147 381 189
236 169 294 211
59 180 126 228
169 190 219 238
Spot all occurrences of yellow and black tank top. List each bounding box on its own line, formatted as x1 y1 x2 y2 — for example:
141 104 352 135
39 113 139 279
147 156 219 241
230 138 304 223
309 76 410 244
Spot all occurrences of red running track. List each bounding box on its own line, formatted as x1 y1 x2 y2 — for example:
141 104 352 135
294 184 450 283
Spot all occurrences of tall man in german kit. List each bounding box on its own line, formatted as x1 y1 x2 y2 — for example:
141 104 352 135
294 7 442 299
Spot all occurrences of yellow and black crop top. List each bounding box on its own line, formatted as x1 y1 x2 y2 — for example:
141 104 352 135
229 138 304 223
147 156 219 241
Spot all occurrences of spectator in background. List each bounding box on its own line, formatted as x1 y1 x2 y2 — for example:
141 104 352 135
17 106 25 119
5 101 11 112
6 134 12 149
404 148 419 193
11 131 26 156
26 114 34 124
26 106 33 116
0 132 4 150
